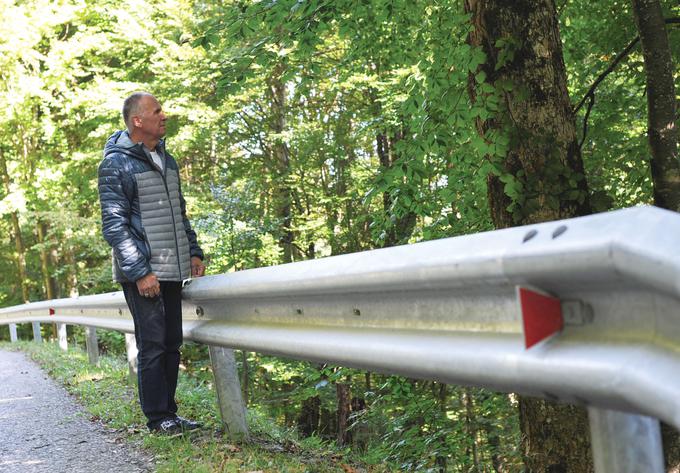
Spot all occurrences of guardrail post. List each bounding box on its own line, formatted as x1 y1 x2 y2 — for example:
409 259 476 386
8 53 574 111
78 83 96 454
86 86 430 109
208 346 249 441
85 327 99 365
57 323 68 351
32 322 42 342
9 323 17 342
588 407 664 473
125 333 138 385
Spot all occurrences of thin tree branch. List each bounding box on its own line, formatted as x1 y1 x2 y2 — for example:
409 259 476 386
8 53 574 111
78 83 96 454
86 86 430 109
579 94 595 149
573 36 639 114
574 17 679 115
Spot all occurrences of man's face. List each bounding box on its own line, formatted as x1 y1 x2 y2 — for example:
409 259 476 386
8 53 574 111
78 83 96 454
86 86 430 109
133 95 167 140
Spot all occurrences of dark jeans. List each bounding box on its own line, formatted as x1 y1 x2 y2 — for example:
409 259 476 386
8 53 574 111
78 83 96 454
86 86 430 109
121 281 183 427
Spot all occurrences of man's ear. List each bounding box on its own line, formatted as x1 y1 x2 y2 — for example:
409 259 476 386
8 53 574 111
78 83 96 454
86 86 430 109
132 116 142 128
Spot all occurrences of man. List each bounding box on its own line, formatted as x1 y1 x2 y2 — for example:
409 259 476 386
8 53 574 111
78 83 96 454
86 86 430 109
98 92 206 434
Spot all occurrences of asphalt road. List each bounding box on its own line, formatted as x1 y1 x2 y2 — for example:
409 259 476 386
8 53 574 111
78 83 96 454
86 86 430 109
0 349 153 472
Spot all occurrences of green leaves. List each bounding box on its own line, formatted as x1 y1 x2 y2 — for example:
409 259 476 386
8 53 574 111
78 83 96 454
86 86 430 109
494 37 520 71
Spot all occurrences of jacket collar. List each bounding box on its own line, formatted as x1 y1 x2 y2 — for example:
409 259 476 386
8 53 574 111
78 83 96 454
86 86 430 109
104 130 167 166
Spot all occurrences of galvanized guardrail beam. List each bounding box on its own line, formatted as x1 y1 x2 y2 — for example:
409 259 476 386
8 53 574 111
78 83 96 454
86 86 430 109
1 206 679 467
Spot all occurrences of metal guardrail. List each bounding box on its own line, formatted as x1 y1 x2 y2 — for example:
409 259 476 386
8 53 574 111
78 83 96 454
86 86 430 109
1 205 678 472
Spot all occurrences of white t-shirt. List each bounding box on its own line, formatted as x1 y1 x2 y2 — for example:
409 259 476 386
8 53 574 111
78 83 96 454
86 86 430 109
149 150 164 171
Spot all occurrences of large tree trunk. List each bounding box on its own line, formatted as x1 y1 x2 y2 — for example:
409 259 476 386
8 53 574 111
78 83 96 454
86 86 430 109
465 0 590 227
464 1 593 471
519 400 592 472
632 0 680 212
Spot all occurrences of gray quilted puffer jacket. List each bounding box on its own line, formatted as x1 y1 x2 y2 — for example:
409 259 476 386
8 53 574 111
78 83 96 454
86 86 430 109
98 131 203 283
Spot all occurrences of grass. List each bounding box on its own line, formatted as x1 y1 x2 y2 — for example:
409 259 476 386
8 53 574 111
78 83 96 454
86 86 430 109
0 340 386 473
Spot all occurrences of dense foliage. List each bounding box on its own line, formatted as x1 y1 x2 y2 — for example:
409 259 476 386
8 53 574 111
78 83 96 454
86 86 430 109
0 0 677 471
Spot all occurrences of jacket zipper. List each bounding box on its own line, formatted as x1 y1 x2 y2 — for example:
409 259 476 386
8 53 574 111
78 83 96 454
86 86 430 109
160 169 184 279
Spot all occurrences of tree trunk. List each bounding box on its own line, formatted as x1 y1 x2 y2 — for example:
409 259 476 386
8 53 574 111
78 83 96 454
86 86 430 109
631 0 680 211
478 391 504 472
336 381 351 446
465 0 590 227
662 423 680 473
375 130 417 246
464 1 593 472
64 247 79 297
519 399 592 472
435 383 449 472
350 395 368 451
297 395 320 437
268 61 296 263
463 388 480 473
326 114 361 255
10 212 29 303
0 151 29 303
319 406 335 437
36 219 58 338
36 220 57 300
631 3 680 469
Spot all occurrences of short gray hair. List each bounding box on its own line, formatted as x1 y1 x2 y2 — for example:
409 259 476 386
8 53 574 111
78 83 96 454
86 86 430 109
122 91 152 128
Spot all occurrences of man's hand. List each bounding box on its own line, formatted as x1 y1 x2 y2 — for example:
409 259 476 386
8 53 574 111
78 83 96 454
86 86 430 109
137 273 160 298
191 256 205 278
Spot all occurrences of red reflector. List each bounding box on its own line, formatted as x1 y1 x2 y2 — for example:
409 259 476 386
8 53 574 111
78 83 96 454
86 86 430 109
49 308 55 316
518 286 563 349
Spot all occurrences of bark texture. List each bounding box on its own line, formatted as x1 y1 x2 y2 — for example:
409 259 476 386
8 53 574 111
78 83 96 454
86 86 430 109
464 1 593 471
631 0 680 211
465 0 590 228
336 381 351 446
662 423 680 472
519 398 592 473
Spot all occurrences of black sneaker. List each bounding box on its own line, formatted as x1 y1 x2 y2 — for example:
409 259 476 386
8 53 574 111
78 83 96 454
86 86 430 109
149 418 181 435
173 415 201 431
